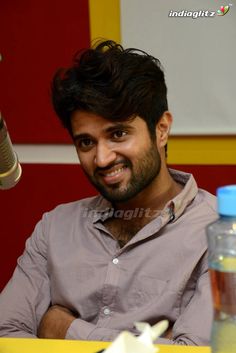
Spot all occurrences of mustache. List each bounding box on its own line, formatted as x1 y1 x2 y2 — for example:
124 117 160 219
94 159 132 175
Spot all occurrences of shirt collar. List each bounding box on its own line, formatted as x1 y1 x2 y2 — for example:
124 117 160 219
166 168 198 223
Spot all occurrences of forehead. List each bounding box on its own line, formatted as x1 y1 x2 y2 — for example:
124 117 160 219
71 111 115 130
70 111 146 135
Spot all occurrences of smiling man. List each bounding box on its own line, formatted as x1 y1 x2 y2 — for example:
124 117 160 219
0 40 217 345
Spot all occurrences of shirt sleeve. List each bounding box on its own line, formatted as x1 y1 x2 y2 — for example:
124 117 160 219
0 216 51 337
156 266 213 346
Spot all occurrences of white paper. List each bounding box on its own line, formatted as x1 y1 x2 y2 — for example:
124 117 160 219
103 320 169 353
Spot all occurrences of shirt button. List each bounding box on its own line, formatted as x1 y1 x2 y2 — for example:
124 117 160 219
103 307 111 315
112 258 119 265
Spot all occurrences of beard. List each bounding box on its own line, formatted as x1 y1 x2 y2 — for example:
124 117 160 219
82 141 162 203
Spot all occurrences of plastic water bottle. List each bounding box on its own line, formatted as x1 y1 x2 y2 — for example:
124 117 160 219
206 185 236 353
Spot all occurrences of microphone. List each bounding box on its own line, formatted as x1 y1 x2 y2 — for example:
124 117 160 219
0 113 22 190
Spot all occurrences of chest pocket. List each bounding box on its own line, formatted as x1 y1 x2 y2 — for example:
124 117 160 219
117 272 169 310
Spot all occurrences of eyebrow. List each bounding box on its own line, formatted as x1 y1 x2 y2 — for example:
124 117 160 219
104 122 135 134
72 133 91 144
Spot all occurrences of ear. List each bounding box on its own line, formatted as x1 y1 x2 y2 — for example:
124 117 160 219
155 111 173 148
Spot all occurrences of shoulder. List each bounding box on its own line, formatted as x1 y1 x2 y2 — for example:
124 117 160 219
195 188 217 215
38 195 103 229
178 188 218 241
23 196 104 256
44 195 102 219
29 195 104 244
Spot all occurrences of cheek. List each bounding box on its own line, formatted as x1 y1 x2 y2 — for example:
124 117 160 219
116 139 146 158
123 137 154 158
77 153 94 174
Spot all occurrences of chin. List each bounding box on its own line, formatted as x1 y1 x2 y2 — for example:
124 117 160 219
102 188 139 203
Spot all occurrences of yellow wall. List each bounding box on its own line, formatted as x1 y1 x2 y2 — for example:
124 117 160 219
168 136 236 165
88 0 121 44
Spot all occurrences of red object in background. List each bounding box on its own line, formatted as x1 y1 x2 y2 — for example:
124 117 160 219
1 163 236 291
0 0 90 143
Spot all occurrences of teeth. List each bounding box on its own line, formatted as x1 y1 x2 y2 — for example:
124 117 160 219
105 167 124 177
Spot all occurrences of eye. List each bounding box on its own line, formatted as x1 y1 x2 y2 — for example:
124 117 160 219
112 130 127 139
77 138 95 151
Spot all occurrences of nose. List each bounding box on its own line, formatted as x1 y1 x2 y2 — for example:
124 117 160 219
95 141 116 168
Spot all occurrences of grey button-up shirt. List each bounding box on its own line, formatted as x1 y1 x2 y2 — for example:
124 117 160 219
0 170 217 345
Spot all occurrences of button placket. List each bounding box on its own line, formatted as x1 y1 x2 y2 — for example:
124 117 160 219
97 261 120 325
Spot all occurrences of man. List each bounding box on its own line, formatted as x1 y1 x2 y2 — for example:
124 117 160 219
0 40 217 345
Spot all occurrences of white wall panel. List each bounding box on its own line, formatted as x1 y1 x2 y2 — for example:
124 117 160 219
121 0 236 134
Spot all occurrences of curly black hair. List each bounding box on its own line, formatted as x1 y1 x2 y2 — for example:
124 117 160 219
51 40 168 139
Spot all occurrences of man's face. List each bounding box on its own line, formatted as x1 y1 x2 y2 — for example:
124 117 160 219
71 111 162 203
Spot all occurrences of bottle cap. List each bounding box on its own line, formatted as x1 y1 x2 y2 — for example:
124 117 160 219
217 185 236 216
